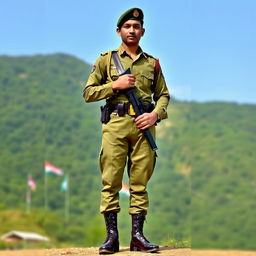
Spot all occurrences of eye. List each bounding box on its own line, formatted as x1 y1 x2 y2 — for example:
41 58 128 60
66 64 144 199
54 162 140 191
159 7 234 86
134 25 141 29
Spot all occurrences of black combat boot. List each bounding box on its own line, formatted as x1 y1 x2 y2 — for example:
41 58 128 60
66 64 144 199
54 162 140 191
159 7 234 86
99 211 119 254
130 212 159 253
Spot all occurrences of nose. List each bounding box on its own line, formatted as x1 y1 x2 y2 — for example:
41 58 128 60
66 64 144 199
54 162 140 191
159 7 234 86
129 26 135 33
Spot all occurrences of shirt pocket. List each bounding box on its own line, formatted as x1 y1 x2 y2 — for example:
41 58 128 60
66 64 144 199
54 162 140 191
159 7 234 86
138 71 154 93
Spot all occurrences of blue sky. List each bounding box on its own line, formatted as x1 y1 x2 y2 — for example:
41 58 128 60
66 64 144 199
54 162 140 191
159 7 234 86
1 0 255 103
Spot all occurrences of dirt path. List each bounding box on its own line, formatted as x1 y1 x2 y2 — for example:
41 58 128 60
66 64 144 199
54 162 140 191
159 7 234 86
0 248 255 256
45 247 190 256
192 250 256 256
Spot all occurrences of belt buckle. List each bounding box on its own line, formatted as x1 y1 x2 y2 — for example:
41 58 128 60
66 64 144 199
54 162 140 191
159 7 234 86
129 104 136 116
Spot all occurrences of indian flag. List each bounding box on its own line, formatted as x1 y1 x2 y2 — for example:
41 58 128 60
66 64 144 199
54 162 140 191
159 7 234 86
120 183 130 197
45 161 63 176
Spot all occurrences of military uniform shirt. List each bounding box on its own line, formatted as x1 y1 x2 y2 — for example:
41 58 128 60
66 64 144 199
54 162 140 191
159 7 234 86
84 45 170 120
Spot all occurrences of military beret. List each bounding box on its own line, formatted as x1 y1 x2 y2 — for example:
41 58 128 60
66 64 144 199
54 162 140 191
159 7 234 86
117 8 144 28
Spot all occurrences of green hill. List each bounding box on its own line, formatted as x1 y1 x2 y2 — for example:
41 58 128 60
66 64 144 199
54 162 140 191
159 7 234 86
0 54 255 250
189 102 256 249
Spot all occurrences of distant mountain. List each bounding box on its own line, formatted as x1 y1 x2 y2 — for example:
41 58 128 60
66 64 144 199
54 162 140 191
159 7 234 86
0 54 255 249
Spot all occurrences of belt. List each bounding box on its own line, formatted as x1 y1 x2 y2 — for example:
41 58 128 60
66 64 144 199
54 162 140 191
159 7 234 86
111 102 154 117
112 102 135 116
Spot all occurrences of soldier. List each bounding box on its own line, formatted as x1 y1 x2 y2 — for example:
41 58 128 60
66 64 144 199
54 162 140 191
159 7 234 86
83 7 170 254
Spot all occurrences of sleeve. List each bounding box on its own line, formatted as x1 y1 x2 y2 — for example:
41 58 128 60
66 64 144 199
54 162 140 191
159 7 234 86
152 64 170 120
83 54 115 102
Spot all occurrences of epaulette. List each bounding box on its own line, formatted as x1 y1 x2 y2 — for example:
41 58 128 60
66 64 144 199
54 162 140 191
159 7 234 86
144 52 157 59
100 51 109 56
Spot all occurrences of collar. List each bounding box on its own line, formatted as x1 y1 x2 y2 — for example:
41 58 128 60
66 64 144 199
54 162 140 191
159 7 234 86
117 45 148 59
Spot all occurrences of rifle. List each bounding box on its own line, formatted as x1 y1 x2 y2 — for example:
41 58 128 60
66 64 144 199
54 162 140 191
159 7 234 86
112 52 158 151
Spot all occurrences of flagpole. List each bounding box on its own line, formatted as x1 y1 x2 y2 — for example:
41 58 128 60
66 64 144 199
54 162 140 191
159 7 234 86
27 189 31 214
65 174 70 223
44 170 48 212
26 174 31 214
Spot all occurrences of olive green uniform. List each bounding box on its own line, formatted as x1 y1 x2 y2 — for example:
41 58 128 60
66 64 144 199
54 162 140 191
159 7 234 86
83 45 170 214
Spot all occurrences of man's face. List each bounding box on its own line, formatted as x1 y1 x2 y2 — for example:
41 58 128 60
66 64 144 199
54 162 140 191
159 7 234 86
117 20 145 46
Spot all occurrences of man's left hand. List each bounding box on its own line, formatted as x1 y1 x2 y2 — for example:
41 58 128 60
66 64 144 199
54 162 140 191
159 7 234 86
135 111 158 130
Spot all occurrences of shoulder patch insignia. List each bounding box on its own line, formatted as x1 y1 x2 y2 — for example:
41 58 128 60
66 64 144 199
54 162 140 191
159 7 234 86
91 64 96 74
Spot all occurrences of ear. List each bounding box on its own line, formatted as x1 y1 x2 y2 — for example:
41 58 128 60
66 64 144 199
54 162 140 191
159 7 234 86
141 28 145 37
116 27 121 36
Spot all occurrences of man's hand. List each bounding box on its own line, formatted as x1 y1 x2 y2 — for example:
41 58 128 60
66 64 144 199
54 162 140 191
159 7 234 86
135 111 158 130
112 74 136 90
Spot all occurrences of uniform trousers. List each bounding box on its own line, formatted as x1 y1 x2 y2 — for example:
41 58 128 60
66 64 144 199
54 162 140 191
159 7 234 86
99 112 156 215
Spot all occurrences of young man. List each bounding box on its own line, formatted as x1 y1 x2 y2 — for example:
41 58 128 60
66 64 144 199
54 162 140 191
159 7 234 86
83 8 170 254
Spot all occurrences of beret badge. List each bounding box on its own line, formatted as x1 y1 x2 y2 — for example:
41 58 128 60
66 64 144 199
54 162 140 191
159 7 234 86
133 9 140 18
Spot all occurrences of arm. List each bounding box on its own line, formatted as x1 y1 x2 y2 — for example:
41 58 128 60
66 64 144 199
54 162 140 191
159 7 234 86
83 54 115 103
152 64 170 120
83 54 136 102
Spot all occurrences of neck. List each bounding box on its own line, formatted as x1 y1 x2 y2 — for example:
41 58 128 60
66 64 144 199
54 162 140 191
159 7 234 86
122 43 139 57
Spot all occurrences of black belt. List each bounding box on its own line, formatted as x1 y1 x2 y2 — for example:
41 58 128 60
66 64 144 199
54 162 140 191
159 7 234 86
111 102 154 117
112 102 131 116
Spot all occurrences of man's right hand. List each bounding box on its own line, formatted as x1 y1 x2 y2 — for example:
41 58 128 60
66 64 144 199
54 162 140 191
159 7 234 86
112 74 136 90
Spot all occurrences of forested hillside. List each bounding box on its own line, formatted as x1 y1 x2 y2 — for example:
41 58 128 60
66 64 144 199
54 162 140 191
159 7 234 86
189 102 256 249
0 54 255 250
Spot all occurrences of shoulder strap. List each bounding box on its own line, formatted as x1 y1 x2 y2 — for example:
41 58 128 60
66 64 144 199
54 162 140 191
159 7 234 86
106 50 119 103
112 52 125 74
152 58 160 92
106 50 113 81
